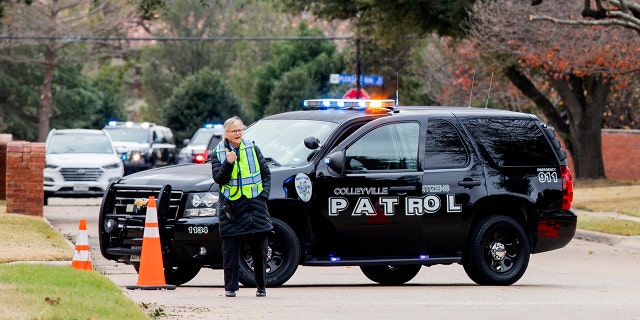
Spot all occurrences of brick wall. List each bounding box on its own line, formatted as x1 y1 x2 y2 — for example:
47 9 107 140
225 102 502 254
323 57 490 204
601 129 640 181
2 140 46 216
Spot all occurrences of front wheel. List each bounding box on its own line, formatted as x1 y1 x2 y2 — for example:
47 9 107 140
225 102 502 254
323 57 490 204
360 265 422 285
238 218 300 288
463 215 530 286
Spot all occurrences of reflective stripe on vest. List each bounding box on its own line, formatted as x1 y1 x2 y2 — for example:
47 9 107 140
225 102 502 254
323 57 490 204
215 139 263 200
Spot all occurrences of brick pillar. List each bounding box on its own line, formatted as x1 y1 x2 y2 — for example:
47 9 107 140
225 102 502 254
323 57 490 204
0 134 12 200
5 141 46 216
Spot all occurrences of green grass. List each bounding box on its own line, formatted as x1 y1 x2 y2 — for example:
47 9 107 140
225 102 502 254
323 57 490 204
572 184 640 218
577 216 640 236
0 263 147 320
0 213 72 263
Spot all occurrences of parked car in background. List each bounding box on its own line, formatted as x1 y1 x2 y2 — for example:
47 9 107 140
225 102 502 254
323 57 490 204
104 121 177 175
177 123 224 164
44 129 124 205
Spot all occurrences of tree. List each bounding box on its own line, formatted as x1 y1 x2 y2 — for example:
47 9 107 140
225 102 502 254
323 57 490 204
139 0 296 123
251 21 344 119
281 1 477 104
281 0 474 39
0 61 111 141
163 68 243 144
530 0 640 34
0 0 137 141
469 0 640 178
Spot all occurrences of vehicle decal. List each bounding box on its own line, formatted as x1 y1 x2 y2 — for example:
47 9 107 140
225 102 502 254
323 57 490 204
422 184 451 193
333 187 388 196
537 167 558 183
187 226 209 234
328 194 461 216
295 173 312 202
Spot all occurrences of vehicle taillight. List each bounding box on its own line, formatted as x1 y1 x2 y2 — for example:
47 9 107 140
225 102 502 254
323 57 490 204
193 151 208 164
560 165 573 210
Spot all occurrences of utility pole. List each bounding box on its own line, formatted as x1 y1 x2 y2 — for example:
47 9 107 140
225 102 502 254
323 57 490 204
356 38 361 99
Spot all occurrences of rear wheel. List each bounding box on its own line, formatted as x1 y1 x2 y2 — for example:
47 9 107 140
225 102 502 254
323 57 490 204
463 215 530 286
238 218 300 288
360 265 422 285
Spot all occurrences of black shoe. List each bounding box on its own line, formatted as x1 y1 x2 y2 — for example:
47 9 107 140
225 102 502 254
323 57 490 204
225 291 236 297
256 288 266 297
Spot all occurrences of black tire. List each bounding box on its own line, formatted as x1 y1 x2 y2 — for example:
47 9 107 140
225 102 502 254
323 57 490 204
360 265 422 285
463 215 530 286
133 265 201 286
238 218 300 288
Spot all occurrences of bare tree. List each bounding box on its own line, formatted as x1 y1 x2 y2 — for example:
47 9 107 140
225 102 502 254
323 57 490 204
469 0 640 178
1 0 137 141
531 0 640 34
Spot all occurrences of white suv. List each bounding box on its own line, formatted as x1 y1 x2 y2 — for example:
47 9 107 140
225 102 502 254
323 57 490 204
44 129 124 205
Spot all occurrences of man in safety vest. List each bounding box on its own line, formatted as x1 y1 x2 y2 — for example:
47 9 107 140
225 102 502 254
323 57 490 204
211 116 273 298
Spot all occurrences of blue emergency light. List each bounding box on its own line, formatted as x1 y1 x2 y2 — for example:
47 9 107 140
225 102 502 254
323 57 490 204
303 99 395 113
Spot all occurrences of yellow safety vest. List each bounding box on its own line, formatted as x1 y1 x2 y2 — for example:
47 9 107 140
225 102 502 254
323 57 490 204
215 139 263 200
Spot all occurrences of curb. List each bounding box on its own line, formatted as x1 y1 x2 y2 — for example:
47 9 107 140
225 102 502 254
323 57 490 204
574 229 640 250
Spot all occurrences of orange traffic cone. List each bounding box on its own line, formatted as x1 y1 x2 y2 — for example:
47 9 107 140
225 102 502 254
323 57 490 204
71 219 93 271
126 196 176 290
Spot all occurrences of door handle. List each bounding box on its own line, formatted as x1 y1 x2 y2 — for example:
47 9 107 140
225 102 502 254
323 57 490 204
458 180 481 188
389 186 417 192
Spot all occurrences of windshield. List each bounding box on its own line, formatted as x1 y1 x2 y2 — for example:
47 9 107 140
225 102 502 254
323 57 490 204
47 133 114 154
191 129 219 146
104 127 149 143
244 119 336 167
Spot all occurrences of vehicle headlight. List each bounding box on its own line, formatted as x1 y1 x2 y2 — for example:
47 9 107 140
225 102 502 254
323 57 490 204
103 162 122 169
131 152 143 162
184 192 218 217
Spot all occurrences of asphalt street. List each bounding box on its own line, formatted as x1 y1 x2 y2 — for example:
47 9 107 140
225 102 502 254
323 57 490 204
43 198 640 320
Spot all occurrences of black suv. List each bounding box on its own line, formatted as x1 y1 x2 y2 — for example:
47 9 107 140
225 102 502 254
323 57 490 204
99 99 576 287
104 121 177 175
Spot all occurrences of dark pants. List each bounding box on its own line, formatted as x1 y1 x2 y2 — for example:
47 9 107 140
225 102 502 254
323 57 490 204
222 232 269 291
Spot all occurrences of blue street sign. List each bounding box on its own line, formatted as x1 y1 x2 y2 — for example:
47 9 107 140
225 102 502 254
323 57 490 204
330 74 384 86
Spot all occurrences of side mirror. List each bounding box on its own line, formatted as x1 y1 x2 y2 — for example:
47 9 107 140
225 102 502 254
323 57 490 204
326 151 344 173
115 146 127 154
183 138 190 146
304 136 322 150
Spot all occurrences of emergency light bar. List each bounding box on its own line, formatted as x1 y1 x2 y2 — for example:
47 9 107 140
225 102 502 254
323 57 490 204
303 99 396 113
203 123 223 129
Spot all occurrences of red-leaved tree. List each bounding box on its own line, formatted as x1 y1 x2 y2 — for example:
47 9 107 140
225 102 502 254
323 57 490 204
469 0 640 178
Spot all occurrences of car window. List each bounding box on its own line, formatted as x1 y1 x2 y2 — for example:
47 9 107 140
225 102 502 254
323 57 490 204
345 122 419 171
424 120 469 169
191 129 215 145
243 119 337 167
463 118 558 166
47 133 114 154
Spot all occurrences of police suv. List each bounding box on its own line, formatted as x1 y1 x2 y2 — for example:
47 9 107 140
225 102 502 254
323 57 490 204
99 99 576 287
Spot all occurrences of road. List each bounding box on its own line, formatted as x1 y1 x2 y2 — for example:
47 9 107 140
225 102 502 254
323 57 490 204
44 198 640 320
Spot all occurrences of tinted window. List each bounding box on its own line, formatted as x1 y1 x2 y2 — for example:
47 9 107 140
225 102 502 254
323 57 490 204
463 118 557 166
425 120 468 169
345 122 419 171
